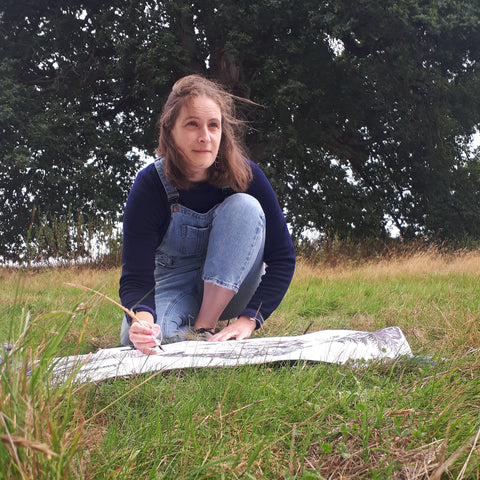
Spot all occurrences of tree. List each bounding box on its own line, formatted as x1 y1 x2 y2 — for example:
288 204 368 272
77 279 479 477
316 0 480 238
2 0 480 262
0 0 182 260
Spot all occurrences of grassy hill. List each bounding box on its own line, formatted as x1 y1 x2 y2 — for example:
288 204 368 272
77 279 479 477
1 249 479 478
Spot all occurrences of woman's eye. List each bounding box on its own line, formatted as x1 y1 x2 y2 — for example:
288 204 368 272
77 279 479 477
187 121 197 127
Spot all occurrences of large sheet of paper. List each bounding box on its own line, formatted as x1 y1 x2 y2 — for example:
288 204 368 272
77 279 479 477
51 327 412 384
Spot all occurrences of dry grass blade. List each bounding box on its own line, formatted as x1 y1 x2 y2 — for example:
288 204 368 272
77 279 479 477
456 427 480 480
65 282 140 323
0 415 28 480
429 430 480 480
1 434 58 458
65 282 164 349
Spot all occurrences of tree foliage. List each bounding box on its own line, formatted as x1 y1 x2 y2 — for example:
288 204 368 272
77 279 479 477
1 0 480 261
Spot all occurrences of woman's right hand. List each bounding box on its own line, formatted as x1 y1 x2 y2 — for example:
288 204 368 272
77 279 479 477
128 311 161 355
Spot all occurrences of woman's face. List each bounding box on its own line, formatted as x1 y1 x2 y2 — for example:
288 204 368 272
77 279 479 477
171 95 222 182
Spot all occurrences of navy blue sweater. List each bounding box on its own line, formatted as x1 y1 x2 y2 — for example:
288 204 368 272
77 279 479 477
119 160 295 327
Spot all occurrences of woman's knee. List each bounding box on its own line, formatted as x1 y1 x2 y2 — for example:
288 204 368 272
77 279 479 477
218 193 264 221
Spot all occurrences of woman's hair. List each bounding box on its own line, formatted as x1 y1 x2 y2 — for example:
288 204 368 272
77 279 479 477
155 74 253 191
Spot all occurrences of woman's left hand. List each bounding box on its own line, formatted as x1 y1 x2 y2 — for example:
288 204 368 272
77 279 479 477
208 316 256 342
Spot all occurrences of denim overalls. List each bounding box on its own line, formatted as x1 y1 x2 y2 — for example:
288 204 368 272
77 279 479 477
121 158 266 344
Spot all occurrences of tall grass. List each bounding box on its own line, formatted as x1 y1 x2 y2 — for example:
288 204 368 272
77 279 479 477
1 247 479 478
0 307 89 478
2 212 123 268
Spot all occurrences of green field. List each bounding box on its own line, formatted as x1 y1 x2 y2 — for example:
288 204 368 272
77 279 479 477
1 250 479 479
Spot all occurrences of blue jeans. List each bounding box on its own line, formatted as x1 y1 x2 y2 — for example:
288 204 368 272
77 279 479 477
120 192 265 344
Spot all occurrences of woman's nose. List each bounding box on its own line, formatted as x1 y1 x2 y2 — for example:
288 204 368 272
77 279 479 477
198 126 210 142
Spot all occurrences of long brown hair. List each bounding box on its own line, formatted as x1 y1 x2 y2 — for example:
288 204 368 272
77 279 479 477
155 75 253 191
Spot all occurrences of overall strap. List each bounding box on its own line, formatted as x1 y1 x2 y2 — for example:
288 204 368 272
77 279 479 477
154 157 179 204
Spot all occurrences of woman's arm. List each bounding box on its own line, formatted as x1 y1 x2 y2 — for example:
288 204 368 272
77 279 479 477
119 164 170 321
239 162 296 326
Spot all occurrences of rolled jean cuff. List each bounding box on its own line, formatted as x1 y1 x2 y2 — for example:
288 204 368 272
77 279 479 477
202 276 239 293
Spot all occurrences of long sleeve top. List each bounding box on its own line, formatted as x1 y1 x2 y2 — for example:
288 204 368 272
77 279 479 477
119 159 295 327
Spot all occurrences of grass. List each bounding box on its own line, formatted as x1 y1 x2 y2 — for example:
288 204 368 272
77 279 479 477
0 248 479 478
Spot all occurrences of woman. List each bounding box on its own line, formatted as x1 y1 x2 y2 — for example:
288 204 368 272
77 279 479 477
119 75 295 354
